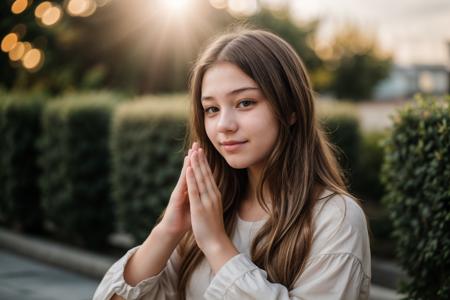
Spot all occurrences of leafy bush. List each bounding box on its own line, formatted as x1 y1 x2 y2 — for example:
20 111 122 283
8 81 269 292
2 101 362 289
0 94 44 232
110 98 187 243
38 96 117 249
381 95 450 298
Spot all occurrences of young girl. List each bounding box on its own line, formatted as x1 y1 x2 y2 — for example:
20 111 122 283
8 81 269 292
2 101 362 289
94 28 371 300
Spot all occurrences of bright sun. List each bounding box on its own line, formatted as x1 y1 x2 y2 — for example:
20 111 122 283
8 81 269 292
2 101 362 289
162 0 190 14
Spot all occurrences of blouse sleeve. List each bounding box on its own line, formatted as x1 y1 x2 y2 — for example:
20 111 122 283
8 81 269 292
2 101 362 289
203 194 371 300
93 245 180 300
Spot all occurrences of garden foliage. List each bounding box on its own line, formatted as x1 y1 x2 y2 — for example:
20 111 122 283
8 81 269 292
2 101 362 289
381 95 450 299
110 98 187 242
38 96 116 249
0 95 44 232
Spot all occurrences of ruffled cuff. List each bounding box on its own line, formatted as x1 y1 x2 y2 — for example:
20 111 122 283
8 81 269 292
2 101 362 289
93 246 167 300
204 253 260 299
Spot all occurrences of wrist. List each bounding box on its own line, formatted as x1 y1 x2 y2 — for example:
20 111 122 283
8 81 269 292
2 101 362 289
202 235 239 274
153 224 186 243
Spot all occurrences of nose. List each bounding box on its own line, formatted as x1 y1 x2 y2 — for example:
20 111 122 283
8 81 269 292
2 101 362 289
216 108 238 133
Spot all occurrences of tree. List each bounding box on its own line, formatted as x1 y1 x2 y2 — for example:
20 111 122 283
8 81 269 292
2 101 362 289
248 8 324 84
318 24 392 101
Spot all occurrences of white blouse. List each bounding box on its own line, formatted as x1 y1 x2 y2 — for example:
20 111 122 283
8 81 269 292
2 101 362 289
94 191 371 300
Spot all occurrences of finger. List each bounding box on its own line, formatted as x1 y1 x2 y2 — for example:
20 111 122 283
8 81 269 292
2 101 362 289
186 166 201 209
187 148 192 167
176 155 189 187
186 143 196 169
190 150 209 199
197 148 218 196
176 147 194 189
198 148 220 196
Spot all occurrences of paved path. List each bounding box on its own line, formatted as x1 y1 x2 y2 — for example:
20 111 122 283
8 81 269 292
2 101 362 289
0 248 99 300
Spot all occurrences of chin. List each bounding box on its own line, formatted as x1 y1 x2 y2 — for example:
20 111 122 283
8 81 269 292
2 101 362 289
224 158 250 169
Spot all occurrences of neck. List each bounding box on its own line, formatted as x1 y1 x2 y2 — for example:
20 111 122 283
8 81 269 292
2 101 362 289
246 164 270 205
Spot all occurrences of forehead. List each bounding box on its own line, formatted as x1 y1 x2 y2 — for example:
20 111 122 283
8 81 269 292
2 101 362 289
201 62 259 98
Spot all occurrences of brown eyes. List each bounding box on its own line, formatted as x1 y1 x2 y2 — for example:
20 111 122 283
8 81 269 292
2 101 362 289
203 99 256 114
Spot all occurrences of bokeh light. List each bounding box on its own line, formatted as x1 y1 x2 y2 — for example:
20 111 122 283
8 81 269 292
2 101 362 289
35 1 53 18
22 41 32 54
8 42 26 61
22 48 44 71
79 0 97 17
41 4 63 26
11 0 29 15
1 33 19 53
66 0 97 17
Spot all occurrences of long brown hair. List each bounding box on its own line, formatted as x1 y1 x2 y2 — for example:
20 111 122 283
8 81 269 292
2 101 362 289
174 27 360 299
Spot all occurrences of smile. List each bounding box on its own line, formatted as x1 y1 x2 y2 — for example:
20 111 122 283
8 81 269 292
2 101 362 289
222 141 247 152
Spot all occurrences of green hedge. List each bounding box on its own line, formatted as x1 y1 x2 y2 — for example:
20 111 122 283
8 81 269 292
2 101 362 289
352 130 388 201
0 92 387 253
38 96 116 249
321 110 387 204
381 95 450 298
320 114 361 190
0 95 44 232
110 98 187 243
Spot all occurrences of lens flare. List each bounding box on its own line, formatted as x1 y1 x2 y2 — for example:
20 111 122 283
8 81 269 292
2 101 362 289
161 0 190 14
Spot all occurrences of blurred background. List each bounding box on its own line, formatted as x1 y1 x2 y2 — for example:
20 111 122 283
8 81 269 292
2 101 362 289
1 1 450 299
2 0 449 98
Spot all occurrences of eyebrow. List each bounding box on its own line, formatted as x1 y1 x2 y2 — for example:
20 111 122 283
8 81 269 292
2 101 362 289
201 86 260 102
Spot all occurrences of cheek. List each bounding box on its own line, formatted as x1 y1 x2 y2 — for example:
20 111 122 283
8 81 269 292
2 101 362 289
204 122 217 146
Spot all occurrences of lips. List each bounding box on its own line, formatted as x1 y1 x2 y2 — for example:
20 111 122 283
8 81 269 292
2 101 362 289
221 140 247 146
221 140 247 152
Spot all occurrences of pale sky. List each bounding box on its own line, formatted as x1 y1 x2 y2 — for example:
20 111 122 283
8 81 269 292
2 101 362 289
284 0 450 66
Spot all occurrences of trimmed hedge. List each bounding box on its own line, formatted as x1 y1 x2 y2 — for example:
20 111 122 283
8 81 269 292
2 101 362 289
0 92 383 253
110 98 187 243
38 96 116 249
381 95 450 299
0 95 44 232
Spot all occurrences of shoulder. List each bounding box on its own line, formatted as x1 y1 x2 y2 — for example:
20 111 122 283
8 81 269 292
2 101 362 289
313 190 368 234
308 189 371 275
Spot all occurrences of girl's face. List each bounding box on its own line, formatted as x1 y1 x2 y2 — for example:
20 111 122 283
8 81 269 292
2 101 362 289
201 61 279 170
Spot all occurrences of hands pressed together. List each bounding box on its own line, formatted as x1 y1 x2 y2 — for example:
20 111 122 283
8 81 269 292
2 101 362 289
160 142 238 273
